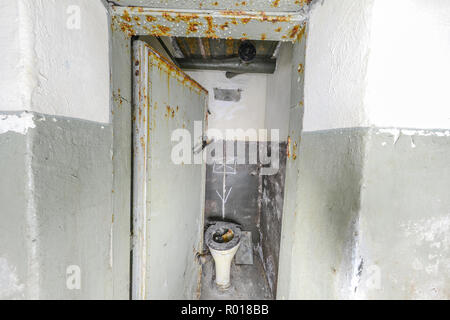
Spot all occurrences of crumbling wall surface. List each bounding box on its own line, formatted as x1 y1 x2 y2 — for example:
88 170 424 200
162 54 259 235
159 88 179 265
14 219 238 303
352 129 450 299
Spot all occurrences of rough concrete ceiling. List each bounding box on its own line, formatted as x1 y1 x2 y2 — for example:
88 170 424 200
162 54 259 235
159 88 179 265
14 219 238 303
108 0 312 12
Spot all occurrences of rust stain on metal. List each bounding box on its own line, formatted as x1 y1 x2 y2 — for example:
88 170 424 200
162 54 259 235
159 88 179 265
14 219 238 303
292 141 298 160
113 6 304 41
287 136 291 159
298 63 305 73
220 10 292 23
225 39 234 55
156 25 171 36
146 45 208 95
288 25 300 39
121 10 132 22
272 0 281 7
165 105 176 118
202 39 212 58
296 24 307 41
204 16 218 38
162 12 176 22
220 22 229 31
119 22 136 37
186 37 200 55
187 21 202 34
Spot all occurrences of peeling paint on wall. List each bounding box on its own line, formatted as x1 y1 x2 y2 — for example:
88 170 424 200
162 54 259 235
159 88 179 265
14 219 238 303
377 128 450 139
0 112 35 135
402 216 450 277
0 258 25 299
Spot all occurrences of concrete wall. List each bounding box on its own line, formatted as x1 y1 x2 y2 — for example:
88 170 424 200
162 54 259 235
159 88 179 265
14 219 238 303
0 114 114 299
0 0 110 122
356 128 450 299
0 0 130 299
278 0 450 299
187 70 268 140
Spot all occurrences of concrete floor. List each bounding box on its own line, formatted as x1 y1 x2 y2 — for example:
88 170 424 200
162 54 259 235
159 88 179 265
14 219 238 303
200 254 273 300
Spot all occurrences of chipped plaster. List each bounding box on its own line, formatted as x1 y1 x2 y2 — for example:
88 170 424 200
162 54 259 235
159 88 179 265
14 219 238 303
0 112 36 135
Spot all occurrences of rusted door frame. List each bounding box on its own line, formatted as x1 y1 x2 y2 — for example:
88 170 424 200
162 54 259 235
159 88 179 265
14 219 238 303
109 1 310 300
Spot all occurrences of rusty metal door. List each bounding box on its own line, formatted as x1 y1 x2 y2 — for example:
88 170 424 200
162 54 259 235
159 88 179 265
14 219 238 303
132 40 208 300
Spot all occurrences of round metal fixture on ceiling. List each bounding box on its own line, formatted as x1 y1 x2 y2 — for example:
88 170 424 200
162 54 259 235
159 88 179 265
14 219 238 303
238 41 257 63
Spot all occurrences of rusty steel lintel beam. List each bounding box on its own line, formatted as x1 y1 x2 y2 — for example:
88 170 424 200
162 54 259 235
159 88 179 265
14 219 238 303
108 0 313 13
111 6 308 42
177 57 276 74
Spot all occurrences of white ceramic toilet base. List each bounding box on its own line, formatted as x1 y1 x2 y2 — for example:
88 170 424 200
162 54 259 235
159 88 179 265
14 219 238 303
209 243 241 289
205 222 242 290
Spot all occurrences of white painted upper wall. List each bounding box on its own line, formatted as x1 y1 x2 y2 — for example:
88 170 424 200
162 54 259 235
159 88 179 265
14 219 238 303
303 0 373 132
303 0 450 131
0 0 110 123
0 1 21 111
187 70 268 141
366 0 450 129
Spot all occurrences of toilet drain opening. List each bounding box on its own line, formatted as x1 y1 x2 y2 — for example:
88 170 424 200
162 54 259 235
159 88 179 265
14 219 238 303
212 228 234 243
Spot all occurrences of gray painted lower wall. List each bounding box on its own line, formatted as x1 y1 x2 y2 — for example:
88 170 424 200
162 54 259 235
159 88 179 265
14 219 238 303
355 128 450 299
2 108 448 300
0 123 29 299
279 128 367 299
278 126 450 299
0 111 119 299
